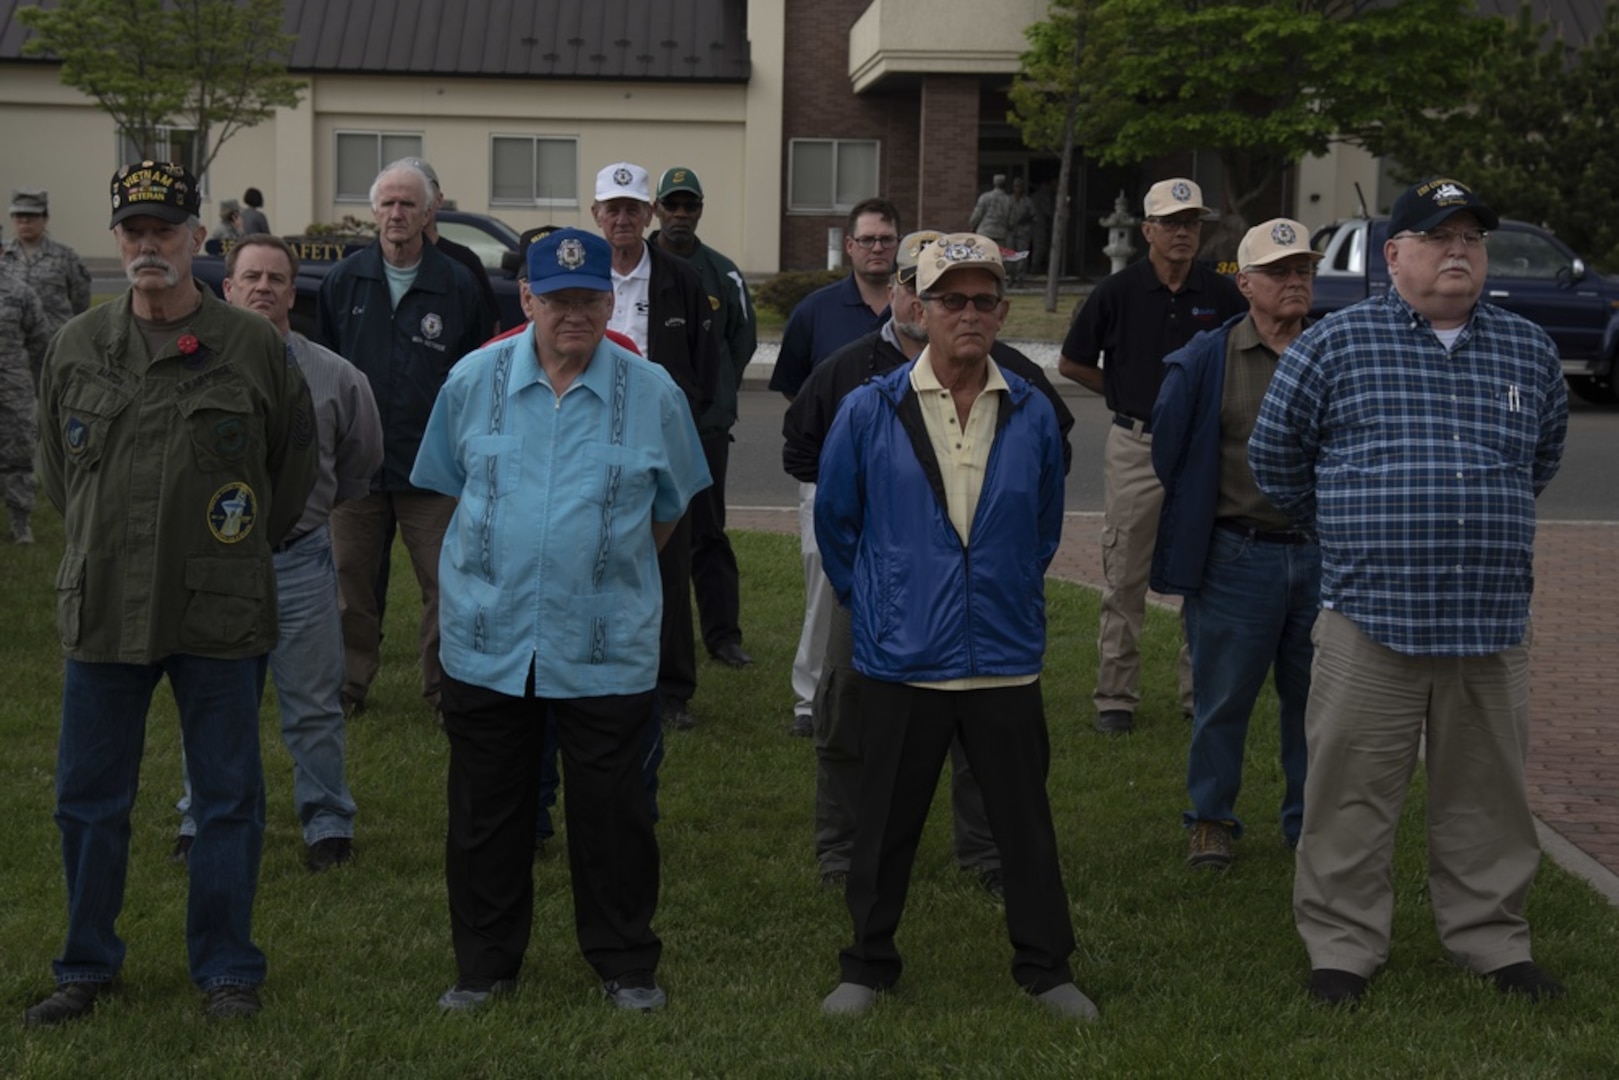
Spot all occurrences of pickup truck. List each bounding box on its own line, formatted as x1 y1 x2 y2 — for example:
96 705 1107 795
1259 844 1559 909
192 210 527 339
1310 216 1619 404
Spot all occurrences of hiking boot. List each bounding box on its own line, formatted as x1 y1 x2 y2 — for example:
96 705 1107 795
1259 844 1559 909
1186 821 1233 869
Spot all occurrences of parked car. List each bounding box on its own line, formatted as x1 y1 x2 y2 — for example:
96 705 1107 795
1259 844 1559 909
192 210 527 338
1310 216 1619 404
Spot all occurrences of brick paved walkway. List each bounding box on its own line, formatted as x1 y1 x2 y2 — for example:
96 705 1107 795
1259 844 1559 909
731 507 1619 896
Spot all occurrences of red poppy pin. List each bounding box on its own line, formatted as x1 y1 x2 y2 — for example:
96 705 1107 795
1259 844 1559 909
178 333 200 356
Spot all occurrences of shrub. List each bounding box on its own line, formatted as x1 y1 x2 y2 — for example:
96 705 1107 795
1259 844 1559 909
754 268 845 320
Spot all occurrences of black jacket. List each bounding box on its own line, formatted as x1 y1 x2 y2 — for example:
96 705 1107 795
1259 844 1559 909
643 241 719 420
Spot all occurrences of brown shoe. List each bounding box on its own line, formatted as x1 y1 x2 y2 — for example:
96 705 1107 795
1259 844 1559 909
1186 821 1233 869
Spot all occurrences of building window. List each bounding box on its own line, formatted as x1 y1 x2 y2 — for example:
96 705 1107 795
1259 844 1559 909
490 136 579 206
788 139 879 213
118 127 209 198
335 131 424 201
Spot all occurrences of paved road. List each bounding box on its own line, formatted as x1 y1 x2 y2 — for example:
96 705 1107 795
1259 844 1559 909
728 386 1619 904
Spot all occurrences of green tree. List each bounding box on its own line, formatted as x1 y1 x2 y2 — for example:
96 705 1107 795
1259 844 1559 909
1378 3 1619 274
1012 0 1495 256
20 0 304 179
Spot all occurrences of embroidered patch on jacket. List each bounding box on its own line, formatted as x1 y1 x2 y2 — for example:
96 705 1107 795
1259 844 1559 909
207 482 257 543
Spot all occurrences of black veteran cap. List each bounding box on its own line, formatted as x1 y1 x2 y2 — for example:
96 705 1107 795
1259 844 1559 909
109 161 202 228
1389 177 1500 236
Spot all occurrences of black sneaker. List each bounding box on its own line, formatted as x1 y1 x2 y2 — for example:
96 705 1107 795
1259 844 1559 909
1094 710 1134 735
307 837 355 873
169 834 194 865
1488 961 1565 1001
205 983 261 1020
820 869 848 890
1307 968 1368 1006
661 698 696 732
787 714 814 738
23 981 107 1027
972 866 1005 898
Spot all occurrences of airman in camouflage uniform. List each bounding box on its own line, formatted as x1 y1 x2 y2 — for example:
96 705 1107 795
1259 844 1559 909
0 263 51 542
4 189 92 379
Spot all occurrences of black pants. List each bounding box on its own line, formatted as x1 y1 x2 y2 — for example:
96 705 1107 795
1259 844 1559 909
442 673 661 985
840 676 1075 994
656 513 697 704
691 431 743 653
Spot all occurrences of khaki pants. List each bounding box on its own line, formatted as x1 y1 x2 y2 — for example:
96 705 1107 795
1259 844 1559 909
1095 423 1191 717
330 490 456 710
1293 610 1540 977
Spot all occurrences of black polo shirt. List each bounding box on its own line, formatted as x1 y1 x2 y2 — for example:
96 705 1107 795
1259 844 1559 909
1061 257 1246 420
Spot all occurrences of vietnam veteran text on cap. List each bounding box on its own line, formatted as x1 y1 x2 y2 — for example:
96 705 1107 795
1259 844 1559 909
109 161 202 228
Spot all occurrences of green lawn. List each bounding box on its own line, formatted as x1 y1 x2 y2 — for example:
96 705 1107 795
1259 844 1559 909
2 518 1615 1078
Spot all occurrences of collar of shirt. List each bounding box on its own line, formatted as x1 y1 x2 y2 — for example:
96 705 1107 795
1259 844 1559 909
610 243 652 285
511 325 618 405
909 348 1010 398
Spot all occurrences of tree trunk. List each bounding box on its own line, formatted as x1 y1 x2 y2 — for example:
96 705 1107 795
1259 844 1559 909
1044 26 1086 314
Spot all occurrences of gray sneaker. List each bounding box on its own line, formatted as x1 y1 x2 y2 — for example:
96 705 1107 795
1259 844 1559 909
603 970 667 1012
1033 982 1099 1021
438 979 516 1014
821 982 877 1016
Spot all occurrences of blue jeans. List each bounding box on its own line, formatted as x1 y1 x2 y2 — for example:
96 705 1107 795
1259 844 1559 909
1182 528 1320 843
179 525 356 844
54 655 268 991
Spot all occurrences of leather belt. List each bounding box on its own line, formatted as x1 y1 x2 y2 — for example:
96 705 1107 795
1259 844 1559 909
1112 412 1151 436
1215 519 1312 546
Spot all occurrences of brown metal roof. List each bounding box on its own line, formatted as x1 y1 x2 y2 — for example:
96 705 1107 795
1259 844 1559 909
0 0 751 82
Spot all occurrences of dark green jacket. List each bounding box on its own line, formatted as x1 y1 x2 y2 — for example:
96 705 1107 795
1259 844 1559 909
38 285 318 662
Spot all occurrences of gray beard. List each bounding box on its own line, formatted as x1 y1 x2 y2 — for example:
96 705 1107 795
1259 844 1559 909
896 321 928 343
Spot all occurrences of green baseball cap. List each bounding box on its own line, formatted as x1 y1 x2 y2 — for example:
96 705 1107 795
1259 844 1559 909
656 167 703 202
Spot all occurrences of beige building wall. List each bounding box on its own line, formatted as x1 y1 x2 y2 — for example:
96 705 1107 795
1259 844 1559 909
1295 145 1382 233
1 7 786 273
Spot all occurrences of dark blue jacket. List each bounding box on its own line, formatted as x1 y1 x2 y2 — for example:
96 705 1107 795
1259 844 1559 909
1149 315 1242 596
767 273 889 398
815 363 1064 683
316 241 493 491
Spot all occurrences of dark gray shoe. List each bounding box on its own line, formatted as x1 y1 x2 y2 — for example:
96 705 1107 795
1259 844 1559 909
438 979 516 1014
603 970 666 1012
1094 710 1134 734
23 982 107 1027
787 714 814 738
205 984 261 1020
306 836 355 873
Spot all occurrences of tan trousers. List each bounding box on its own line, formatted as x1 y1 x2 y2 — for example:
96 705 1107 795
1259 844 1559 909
1095 423 1191 717
330 490 456 710
1293 609 1540 977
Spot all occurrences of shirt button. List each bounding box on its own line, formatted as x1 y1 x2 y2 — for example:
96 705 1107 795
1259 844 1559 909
1456 471 1464 479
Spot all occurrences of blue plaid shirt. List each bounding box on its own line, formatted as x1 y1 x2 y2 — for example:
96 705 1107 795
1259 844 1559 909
1249 289 1567 656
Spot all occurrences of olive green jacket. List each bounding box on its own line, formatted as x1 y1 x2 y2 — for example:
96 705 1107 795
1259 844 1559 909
38 285 319 663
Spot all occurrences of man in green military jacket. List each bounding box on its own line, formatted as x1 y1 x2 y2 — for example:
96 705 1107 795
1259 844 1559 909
24 161 318 1028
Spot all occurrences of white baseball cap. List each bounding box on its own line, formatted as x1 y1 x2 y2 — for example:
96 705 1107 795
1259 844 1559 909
595 162 651 203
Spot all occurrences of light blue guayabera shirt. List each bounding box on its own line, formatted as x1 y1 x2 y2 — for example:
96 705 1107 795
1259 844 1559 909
411 329 710 698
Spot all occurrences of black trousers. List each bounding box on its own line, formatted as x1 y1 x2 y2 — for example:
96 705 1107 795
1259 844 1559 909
442 672 661 985
840 676 1075 994
691 431 743 653
656 513 697 704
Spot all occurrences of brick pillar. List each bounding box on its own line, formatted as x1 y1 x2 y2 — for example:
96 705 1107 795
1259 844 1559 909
917 76 982 234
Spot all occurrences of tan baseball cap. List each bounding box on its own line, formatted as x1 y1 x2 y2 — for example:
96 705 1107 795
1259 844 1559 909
894 229 942 286
1237 218 1322 269
1143 178 1210 219
914 233 1005 294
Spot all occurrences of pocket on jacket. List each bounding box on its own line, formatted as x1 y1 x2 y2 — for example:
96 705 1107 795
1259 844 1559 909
180 554 268 651
176 383 263 472
57 380 135 472
55 548 87 648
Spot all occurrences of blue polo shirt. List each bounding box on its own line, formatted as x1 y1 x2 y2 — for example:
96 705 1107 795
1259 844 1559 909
768 273 889 397
412 330 711 698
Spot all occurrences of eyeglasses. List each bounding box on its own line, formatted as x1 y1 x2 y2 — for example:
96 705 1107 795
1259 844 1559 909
921 292 1003 313
1246 264 1317 281
1395 228 1489 249
537 294 610 316
850 235 899 250
1147 217 1203 233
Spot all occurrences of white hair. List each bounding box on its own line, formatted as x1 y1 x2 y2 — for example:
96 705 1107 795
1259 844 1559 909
370 163 434 211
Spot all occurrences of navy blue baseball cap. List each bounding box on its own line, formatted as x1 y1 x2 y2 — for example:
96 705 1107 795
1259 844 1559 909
525 227 612 295
1389 177 1499 236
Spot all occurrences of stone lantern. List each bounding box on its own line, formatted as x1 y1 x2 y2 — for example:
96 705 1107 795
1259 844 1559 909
1100 191 1138 275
